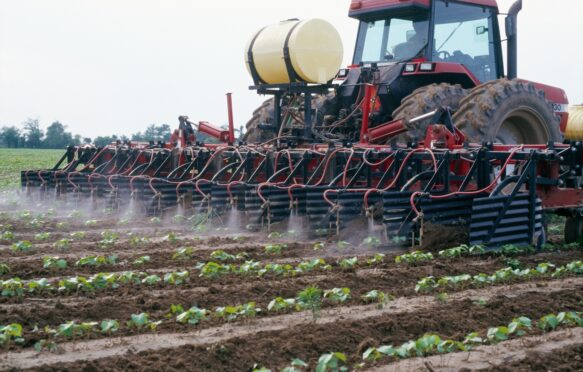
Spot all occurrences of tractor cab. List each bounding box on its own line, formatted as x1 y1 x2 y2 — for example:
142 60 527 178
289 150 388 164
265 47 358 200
350 0 504 83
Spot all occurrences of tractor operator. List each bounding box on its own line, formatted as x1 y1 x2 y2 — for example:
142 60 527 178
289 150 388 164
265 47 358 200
393 19 429 59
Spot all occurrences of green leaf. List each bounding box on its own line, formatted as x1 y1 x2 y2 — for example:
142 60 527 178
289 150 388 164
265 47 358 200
290 358 308 367
101 319 120 333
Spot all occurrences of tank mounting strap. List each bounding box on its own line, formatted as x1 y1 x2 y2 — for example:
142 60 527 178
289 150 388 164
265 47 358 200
247 26 268 86
282 21 303 83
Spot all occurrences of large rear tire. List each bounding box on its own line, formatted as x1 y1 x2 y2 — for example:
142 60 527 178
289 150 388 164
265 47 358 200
242 93 338 144
391 83 468 143
243 99 275 143
453 79 563 144
565 216 583 244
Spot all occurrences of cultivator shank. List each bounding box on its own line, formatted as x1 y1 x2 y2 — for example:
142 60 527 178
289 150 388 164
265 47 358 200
21 117 583 248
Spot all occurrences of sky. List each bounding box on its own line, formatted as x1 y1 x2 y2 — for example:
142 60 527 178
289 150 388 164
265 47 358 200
0 0 582 139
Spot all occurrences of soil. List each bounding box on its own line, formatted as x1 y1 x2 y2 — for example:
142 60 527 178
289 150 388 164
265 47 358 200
8 285 582 371
0 209 582 371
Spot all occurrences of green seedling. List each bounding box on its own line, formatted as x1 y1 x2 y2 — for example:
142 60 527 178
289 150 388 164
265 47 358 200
129 235 150 246
164 270 189 285
215 302 260 322
361 290 393 308
84 219 98 227
1 279 24 297
323 288 350 303
0 231 15 242
538 314 559 332
367 253 385 266
142 275 162 285
210 249 246 262
435 292 449 303
313 242 326 250
11 240 34 253
316 352 347 372
34 339 59 352
508 316 532 336
0 323 24 346
70 231 86 240
296 285 323 319
338 257 358 269
100 319 120 334
162 232 180 243
172 247 194 260
486 326 510 343
0 263 10 275
395 251 433 265
265 244 286 255
99 231 119 248
197 262 232 278
127 312 161 331
281 358 309 372
132 255 151 265
34 232 51 241
176 307 208 325
28 278 53 293
54 238 71 250
57 321 98 338
267 297 296 312
43 256 68 270
362 236 381 247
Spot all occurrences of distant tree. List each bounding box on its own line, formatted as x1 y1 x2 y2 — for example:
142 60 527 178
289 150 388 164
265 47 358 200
93 135 117 147
144 124 158 141
0 126 21 148
131 132 145 141
73 134 82 145
157 124 171 142
83 137 92 144
44 121 73 148
23 118 44 148
141 124 171 142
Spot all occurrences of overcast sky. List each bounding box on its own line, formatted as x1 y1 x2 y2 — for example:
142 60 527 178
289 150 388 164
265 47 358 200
1 0 582 139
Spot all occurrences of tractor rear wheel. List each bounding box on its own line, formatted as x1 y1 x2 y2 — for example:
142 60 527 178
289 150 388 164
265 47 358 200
243 93 338 144
453 79 563 144
565 215 583 244
243 99 275 143
391 83 468 143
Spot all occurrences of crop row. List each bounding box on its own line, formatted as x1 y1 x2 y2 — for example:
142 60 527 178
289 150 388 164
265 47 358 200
360 310 583 364
249 310 583 371
395 242 581 266
0 270 190 297
415 260 583 293
0 284 391 349
196 254 384 279
3 231 189 253
0 253 387 297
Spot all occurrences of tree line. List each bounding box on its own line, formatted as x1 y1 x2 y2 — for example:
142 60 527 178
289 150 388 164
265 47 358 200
0 119 172 149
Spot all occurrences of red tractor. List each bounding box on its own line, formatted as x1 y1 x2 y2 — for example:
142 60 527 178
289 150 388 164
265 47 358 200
244 0 568 146
21 0 583 248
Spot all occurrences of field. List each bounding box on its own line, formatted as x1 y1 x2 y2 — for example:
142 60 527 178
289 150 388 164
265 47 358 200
0 152 581 371
0 149 64 189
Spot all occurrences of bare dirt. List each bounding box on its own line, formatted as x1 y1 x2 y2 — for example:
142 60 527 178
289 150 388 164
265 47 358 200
0 209 582 371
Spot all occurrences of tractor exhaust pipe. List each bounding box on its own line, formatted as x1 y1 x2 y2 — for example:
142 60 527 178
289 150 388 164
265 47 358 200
505 0 522 79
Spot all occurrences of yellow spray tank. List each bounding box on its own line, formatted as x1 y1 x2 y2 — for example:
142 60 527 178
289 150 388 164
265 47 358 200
565 106 583 140
245 18 343 85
